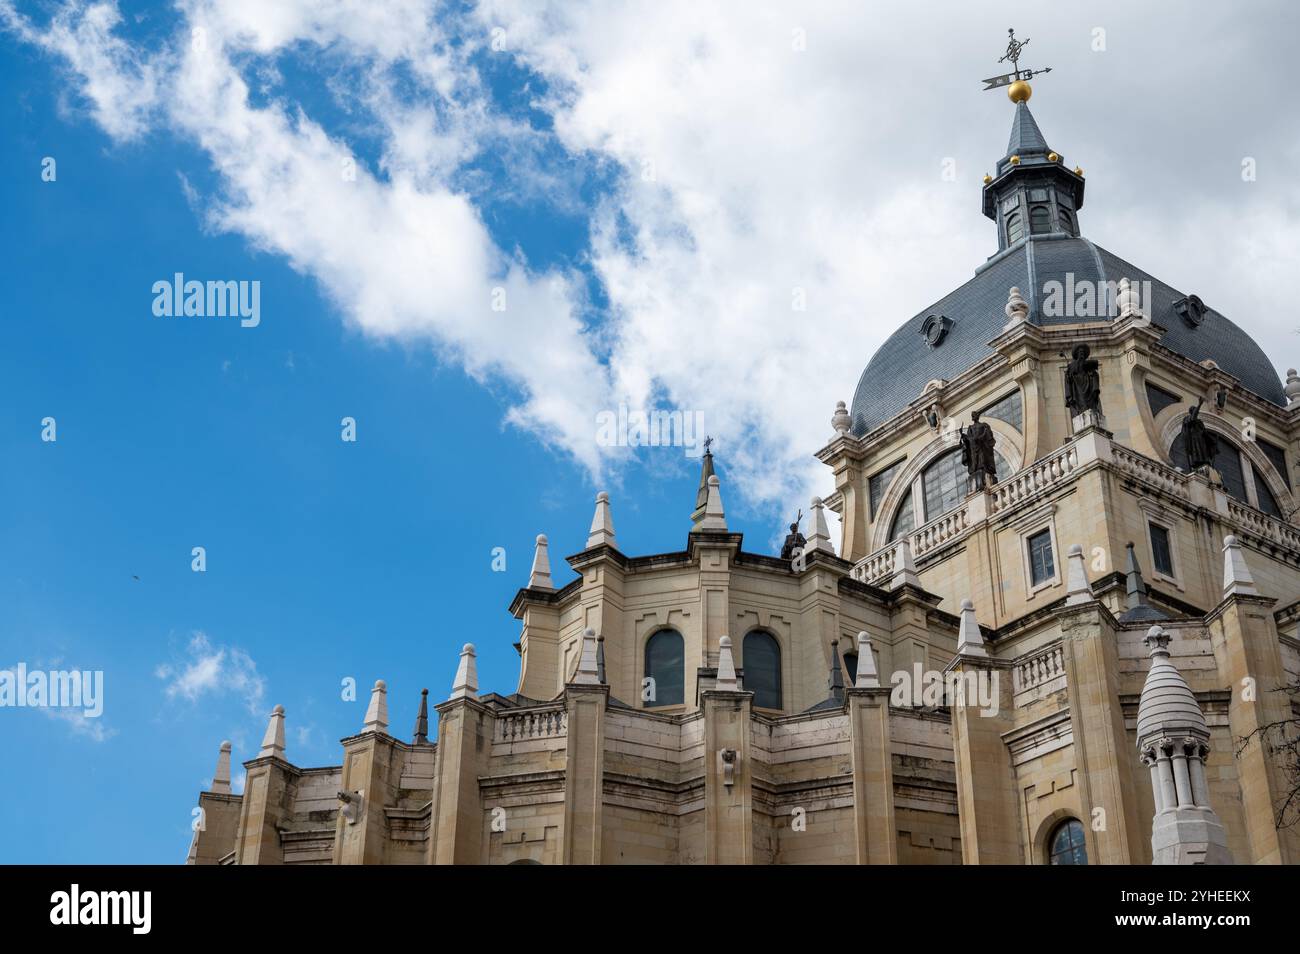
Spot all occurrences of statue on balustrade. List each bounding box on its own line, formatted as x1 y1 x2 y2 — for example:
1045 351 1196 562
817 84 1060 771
1064 343 1102 417
1181 400 1219 471
959 411 998 491
779 511 806 561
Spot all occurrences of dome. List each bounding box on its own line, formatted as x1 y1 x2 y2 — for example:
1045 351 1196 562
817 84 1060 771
1136 627 1208 746
849 105 1285 436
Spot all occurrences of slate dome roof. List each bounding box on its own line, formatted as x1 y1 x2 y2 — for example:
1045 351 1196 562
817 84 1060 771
849 105 1285 437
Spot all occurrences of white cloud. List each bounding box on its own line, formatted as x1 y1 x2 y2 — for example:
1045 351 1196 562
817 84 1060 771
156 631 266 714
42 705 117 743
6 0 1300 535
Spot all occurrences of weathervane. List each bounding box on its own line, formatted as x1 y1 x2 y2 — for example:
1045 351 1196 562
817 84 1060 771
982 28 1052 100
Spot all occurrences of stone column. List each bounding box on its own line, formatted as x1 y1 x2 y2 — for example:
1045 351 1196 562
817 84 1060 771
235 756 297 865
333 731 401 865
1210 590 1300 863
702 687 753 864
847 684 897 864
561 683 608 864
949 655 1020 864
1058 604 1145 863
429 698 493 864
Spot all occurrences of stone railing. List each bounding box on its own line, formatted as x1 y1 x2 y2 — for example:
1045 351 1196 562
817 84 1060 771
1226 498 1300 552
989 443 1081 514
851 432 1300 588
852 543 900 584
912 503 972 557
1110 444 1189 500
493 706 567 743
1012 643 1065 695
849 501 974 585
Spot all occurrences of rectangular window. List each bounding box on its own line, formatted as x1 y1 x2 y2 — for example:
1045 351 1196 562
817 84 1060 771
1027 529 1055 587
1149 523 1174 577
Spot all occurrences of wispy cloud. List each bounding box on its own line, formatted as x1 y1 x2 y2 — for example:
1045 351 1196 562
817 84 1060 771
155 631 265 714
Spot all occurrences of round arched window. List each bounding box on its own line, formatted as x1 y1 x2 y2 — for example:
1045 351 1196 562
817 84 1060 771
1029 205 1051 234
644 630 684 708
743 631 782 710
1047 819 1088 865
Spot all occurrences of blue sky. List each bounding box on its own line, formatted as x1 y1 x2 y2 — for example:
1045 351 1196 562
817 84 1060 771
3 1 1299 863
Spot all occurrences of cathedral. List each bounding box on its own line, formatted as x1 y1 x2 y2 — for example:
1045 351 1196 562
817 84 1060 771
186 79 1300 866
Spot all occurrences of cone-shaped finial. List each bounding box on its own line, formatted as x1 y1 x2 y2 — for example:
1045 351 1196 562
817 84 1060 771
573 628 601 685
363 679 389 733
691 442 717 526
956 599 988 657
698 474 728 531
805 496 834 554
1064 544 1094 605
412 688 430 745
890 537 921 589
528 534 554 590
258 705 286 759
1118 542 1168 623
586 491 617 549
854 631 880 689
211 740 232 793
1222 535 1259 597
827 639 845 703
716 635 738 691
450 644 478 700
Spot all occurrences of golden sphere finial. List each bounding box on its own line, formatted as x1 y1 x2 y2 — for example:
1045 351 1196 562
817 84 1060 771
982 173 993 185
1007 80 1032 104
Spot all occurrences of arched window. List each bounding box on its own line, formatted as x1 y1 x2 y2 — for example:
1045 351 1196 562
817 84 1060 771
1058 209 1074 234
889 488 915 542
644 629 684 708
1047 819 1088 865
920 448 1013 523
1005 212 1023 244
743 631 782 710
1029 205 1051 234
1169 431 1285 516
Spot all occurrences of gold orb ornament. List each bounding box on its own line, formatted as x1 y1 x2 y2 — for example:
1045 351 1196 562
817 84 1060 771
1007 80 1032 103
1048 152 1059 162
1074 166 1084 176
983 173 993 184
1009 155 1021 165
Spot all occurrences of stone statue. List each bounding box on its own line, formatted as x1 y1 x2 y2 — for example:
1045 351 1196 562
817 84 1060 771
960 412 998 490
780 511 806 561
1181 400 1218 470
1064 343 1102 416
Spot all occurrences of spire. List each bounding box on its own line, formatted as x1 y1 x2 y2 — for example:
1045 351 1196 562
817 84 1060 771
982 97 1085 249
586 491 617 549
573 628 601 685
1063 544 1094 605
412 688 429 744
854 631 880 689
698 474 727 531
1005 101 1049 158
258 704 286 759
363 679 389 733
1221 535 1259 597
805 496 834 554
691 441 716 526
211 740 232 793
716 635 738 691
528 533 554 589
450 644 478 700
828 639 845 703
955 598 988 657
1118 542 1168 623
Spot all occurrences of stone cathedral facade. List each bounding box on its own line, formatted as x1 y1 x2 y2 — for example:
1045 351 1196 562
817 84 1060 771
187 90 1300 866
